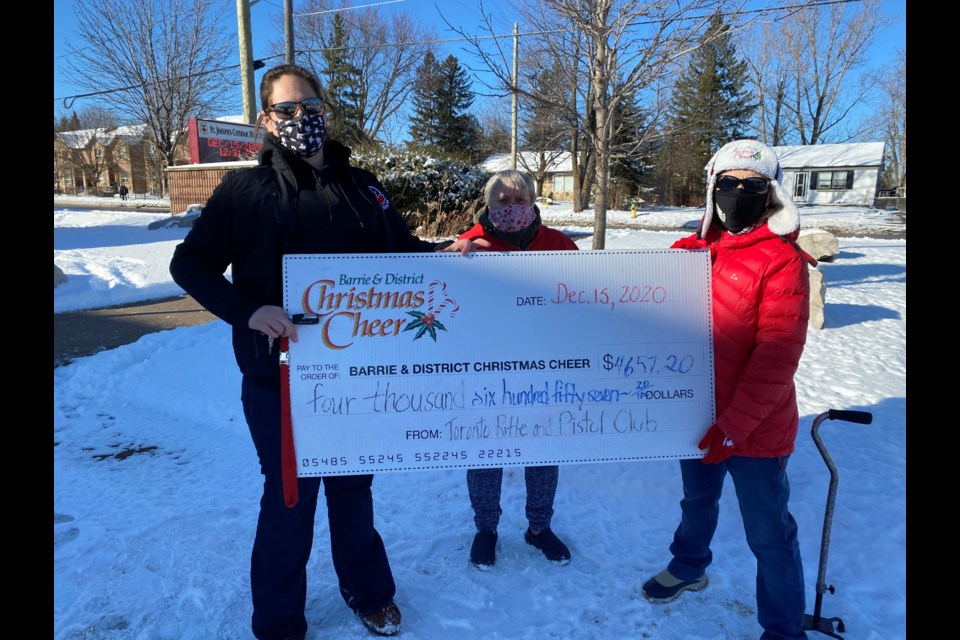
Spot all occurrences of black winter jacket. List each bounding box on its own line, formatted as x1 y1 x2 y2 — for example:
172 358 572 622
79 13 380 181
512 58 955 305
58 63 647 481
169 136 439 378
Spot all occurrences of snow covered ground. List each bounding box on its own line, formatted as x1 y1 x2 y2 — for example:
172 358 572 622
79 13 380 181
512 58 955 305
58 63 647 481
54 199 906 639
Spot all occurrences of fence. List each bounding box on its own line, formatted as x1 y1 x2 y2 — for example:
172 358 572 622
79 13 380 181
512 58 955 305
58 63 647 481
167 160 256 215
874 197 906 214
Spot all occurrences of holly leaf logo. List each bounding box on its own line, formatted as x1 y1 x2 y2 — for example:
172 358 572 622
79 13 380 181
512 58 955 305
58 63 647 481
403 310 448 342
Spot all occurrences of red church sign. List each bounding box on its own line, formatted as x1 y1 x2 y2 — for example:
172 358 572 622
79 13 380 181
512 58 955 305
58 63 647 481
188 117 263 164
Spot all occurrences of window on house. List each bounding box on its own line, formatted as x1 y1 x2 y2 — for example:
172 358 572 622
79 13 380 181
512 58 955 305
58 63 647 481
118 147 127 159
553 175 574 192
812 170 854 190
121 173 129 184
95 148 102 160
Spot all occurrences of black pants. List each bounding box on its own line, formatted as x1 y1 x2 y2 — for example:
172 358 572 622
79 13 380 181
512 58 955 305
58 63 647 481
241 376 396 640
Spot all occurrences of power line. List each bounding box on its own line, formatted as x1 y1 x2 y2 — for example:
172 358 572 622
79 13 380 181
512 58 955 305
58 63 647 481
56 53 284 110
294 0 405 18
53 0 868 107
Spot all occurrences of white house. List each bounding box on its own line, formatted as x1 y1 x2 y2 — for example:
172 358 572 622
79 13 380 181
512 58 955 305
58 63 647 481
481 151 575 200
482 142 888 207
774 142 886 207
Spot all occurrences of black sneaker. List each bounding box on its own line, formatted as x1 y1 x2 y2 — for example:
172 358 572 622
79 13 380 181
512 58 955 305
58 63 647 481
470 530 497 569
641 569 708 603
357 602 402 636
524 528 571 565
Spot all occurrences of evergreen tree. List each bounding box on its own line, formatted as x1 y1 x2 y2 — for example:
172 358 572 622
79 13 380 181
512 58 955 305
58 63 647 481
658 12 757 204
56 111 82 132
609 80 653 207
409 54 479 160
322 14 366 146
521 61 569 152
409 51 443 147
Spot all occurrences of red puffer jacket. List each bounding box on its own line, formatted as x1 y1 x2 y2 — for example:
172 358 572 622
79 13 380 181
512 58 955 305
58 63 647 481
458 222 579 252
672 223 810 458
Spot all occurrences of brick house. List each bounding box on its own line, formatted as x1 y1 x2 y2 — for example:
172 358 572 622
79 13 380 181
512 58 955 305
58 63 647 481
54 124 190 196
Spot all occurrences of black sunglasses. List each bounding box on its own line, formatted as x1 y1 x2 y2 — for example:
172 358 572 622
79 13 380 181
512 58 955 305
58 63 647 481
715 175 770 193
269 97 325 119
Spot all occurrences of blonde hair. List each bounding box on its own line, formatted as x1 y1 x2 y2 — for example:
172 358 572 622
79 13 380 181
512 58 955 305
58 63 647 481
483 169 536 210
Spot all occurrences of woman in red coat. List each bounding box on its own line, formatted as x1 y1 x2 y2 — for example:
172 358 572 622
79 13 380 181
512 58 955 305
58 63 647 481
642 140 815 640
460 169 578 570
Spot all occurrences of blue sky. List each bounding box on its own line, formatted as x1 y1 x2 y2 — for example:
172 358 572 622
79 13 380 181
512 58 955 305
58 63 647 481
53 0 905 122
53 0 498 113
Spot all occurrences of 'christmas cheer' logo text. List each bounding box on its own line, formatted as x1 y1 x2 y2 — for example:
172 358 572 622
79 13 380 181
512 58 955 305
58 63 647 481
300 278 459 349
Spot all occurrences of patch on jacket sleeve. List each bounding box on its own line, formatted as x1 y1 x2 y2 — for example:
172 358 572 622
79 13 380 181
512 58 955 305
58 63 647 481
367 185 390 210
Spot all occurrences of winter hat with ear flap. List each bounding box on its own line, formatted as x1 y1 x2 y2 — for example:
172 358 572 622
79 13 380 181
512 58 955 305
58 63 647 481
699 139 799 238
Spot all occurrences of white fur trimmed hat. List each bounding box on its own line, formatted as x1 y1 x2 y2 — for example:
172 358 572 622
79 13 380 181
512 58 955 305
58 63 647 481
700 139 799 238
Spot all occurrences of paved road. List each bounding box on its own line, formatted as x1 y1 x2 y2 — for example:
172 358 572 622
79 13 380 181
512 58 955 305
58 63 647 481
54 294 218 368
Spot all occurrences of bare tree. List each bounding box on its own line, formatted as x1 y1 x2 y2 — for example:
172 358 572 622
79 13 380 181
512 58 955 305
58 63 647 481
476 98 514 160
741 18 793 145
54 106 124 195
776 0 892 144
294 0 437 145
61 0 234 195
869 48 905 192
451 0 719 249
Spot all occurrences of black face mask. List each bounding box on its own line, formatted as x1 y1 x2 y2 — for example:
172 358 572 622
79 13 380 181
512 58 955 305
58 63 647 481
714 190 768 233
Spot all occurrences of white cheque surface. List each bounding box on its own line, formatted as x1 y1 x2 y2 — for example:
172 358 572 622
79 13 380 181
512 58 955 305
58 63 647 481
282 249 715 476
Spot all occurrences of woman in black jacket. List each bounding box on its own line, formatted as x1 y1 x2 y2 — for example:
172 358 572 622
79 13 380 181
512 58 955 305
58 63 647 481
170 63 483 640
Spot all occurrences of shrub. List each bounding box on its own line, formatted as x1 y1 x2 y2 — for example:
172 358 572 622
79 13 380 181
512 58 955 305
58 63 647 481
353 146 490 237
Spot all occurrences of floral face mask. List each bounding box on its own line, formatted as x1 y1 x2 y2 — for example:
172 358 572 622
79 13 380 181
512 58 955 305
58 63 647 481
488 203 536 232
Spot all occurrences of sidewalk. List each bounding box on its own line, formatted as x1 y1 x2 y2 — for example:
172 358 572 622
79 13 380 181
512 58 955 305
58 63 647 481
55 195 171 213
54 294 217 368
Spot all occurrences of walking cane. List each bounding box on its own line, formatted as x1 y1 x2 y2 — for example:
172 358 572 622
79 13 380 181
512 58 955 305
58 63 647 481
803 409 873 639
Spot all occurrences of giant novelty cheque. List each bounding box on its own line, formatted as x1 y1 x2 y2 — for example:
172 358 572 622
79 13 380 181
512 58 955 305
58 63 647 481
282 249 715 476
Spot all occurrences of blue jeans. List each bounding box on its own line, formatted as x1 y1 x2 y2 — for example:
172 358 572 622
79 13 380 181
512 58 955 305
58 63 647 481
467 465 559 533
242 376 396 640
667 457 807 640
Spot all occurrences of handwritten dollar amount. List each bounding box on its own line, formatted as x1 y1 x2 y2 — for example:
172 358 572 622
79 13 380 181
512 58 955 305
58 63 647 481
553 283 666 310
601 352 694 377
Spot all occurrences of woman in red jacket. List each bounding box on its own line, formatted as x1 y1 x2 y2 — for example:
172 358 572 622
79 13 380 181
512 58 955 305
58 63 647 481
642 140 814 640
460 169 578 570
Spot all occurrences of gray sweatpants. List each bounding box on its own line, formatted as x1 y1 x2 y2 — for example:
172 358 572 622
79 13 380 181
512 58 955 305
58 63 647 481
466 465 559 533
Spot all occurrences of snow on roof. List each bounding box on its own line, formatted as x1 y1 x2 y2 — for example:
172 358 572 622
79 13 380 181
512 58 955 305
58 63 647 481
481 151 574 174
211 114 249 124
97 124 150 146
57 129 97 149
774 142 886 169
57 124 151 148
483 143 887 176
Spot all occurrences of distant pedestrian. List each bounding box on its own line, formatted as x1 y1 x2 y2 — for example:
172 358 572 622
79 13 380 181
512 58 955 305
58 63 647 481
118 185 128 201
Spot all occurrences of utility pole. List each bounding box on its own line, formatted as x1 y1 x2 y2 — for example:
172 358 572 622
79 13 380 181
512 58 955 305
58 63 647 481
285 0 294 64
237 0 257 123
511 23 519 170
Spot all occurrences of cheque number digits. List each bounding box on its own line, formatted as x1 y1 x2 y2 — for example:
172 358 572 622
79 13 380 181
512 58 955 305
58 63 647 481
302 456 349 467
414 450 468 462
359 453 404 465
478 448 522 460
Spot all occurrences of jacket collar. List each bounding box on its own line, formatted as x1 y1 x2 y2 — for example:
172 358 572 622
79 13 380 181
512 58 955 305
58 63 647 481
259 136 354 186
